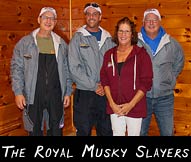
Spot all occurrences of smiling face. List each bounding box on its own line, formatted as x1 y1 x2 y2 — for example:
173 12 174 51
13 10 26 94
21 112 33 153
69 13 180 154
143 13 161 39
85 7 102 32
38 11 57 33
117 23 132 46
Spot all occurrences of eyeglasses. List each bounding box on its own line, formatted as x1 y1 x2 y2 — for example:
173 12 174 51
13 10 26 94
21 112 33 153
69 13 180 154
144 19 159 23
84 3 100 8
118 30 131 35
40 15 56 21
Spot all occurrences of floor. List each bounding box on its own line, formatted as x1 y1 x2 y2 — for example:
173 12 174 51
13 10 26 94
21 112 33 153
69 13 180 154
64 129 97 136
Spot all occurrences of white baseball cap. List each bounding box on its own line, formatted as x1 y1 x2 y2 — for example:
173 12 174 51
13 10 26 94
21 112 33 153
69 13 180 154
143 8 161 21
39 7 57 18
84 2 102 14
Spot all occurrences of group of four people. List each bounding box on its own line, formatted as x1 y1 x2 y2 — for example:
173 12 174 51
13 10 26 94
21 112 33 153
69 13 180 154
10 2 184 136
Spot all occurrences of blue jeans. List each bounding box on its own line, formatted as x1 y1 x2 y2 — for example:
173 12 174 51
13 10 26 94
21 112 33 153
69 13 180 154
140 94 174 136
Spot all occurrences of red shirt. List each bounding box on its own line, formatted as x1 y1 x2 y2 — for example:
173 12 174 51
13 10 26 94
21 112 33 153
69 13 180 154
100 45 153 118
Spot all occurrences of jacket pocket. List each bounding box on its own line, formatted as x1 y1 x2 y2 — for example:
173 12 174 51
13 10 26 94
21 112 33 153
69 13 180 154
157 61 175 90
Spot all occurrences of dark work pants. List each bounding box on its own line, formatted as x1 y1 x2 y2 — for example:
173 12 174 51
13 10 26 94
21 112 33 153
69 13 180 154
28 53 63 136
73 89 113 136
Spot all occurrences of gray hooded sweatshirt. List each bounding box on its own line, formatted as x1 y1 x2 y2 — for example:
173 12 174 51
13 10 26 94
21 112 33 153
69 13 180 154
138 33 184 98
68 25 115 91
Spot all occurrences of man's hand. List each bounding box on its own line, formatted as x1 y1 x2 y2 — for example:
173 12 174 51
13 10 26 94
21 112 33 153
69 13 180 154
95 83 105 96
63 96 70 108
15 95 26 110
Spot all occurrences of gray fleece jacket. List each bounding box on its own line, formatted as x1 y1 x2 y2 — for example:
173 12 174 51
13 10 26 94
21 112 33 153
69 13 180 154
68 25 115 91
11 28 72 104
138 32 184 98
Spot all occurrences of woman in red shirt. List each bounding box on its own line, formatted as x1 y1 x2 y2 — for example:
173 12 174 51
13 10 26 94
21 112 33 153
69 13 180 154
100 17 153 136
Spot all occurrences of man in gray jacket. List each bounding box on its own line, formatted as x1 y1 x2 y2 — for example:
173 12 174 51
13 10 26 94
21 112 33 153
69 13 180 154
138 8 184 136
68 2 115 136
11 7 72 136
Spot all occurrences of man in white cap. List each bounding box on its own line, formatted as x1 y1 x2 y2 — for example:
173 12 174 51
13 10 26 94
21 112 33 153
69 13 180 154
68 2 115 136
11 7 72 136
138 8 184 136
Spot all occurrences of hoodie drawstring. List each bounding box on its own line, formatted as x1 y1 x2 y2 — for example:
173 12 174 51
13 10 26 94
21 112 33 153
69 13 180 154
134 55 136 90
111 53 115 76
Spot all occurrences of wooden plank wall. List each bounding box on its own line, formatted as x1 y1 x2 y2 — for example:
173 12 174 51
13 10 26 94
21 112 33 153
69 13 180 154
0 0 191 136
